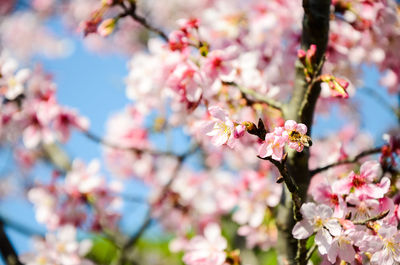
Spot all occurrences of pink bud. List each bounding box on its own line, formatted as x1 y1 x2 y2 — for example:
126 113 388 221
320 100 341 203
234 124 246 138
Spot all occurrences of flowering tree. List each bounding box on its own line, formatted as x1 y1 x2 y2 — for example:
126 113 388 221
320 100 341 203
0 0 400 264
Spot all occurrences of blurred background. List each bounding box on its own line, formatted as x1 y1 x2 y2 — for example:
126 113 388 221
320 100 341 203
0 0 399 264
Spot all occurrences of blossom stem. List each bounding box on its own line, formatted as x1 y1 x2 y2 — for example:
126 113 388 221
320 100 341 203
310 146 383 176
297 56 325 120
353 210 390 225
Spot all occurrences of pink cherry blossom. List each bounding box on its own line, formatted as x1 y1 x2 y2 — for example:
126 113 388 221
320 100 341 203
20 225 93 265
312 182 346 218
166 61 203 105
53 107 89 142
333 160 390 198
258 127 287 161
357 225 400 265
283 120 308 152
183 223 227 265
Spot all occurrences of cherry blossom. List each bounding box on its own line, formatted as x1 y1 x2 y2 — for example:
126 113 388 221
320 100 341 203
258 128 287 161
292 203 341 255
183 223 227 265
333 160 390 199
203 106 244 148
20 225 93 265
283 120 309 152
357 225 400 265
258 120 310 160
0 57 30 100
326 228 356 263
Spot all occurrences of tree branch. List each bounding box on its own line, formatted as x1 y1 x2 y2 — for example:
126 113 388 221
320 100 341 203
222 81 283 111
0 220 22 265
117 156 185 264
257 156 302 221
277 0 331 264
305 245 317 263
0 216 44 237
310 146 382 176
83 130 198 160
119 1 168 41
353 210 390 225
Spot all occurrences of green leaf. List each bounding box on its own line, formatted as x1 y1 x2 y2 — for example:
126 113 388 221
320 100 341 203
257 248 278 265
85 237 119 265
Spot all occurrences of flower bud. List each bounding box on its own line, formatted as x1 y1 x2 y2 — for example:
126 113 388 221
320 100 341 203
98 18 116 37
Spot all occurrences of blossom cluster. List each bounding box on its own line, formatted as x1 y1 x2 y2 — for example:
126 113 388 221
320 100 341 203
20 225 93 265
294 160 399 264
0 52 89 152
258 120 311 161
29 159 121 231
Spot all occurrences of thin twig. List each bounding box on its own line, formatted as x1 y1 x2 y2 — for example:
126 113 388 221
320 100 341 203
257 155 302 220
222 81 283 111
120 210 152 254
298 56 326 120
84 130 198 159
119 1 168 41
305 245 317 263
353 210 390 225
117 155 186 264
310 146 383 176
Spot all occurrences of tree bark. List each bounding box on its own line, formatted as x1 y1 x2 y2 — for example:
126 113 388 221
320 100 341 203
276 0 331 264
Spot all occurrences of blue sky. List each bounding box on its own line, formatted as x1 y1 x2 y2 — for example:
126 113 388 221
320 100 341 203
0 14 399 263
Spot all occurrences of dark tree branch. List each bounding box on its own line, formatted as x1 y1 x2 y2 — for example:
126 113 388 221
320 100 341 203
310 146 382 176
0 216 44 237
277 0 331 264
0 220 22 265
117 210 152 265
119 1 168 41
117 154 186 264
258 156 302 221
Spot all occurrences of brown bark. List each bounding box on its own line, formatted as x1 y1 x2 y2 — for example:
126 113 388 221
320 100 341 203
276 0 331 264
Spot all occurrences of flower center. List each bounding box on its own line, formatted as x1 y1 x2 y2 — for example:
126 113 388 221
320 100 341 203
352 175 365 188
314 217 324 229
216 122 231 137
7 77 17 88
